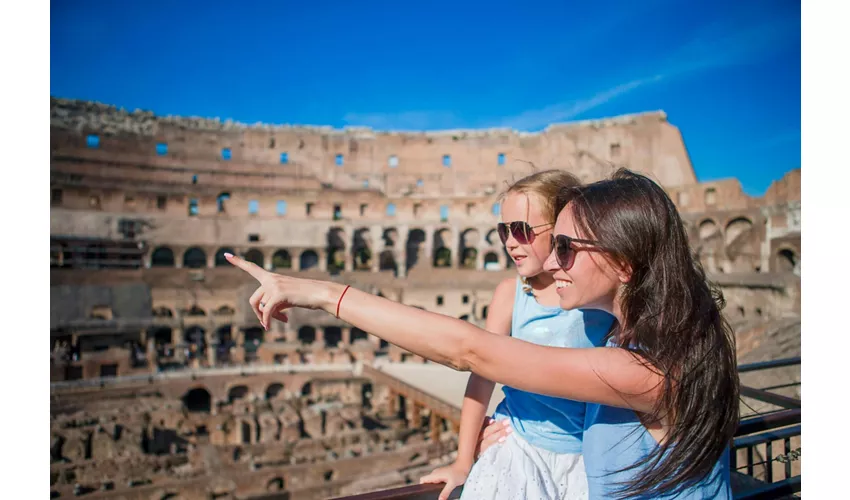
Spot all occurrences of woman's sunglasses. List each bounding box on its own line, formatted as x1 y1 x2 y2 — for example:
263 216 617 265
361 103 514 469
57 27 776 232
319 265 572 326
550 234 606 270
497 221 553 245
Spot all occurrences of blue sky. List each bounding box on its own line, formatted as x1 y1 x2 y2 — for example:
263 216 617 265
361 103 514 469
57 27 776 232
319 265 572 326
50 0 800 195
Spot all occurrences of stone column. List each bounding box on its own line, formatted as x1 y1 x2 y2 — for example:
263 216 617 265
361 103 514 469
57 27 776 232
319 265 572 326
476 245 485 270
388 390 398 415
314 328 325 348
371 245 382 273
207 344 217 366
344 252 353 272
146 338 157 372
341 327 351 346
264 249 274 271
429 412 441 442
450 229 460 269
292 250 301 271
318 249 328 272
410 403 422 428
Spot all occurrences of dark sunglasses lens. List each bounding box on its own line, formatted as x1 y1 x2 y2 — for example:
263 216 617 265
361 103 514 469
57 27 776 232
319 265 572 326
512 222 531 244
556 235 573 269
497 223 508 243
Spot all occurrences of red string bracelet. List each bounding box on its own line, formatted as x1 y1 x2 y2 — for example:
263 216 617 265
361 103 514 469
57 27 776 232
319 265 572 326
336 285 351 318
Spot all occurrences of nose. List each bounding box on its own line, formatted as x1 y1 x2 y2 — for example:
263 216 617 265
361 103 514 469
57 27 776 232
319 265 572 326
543 246 560 273
503 232 519 250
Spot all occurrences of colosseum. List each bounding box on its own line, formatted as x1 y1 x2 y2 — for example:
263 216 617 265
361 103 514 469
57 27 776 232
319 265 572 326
50 96 802 499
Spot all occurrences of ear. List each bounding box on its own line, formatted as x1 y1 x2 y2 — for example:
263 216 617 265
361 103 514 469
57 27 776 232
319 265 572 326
616 263 633 284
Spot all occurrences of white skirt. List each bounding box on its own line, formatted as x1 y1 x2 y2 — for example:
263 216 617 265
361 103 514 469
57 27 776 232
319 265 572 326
460 431 589 500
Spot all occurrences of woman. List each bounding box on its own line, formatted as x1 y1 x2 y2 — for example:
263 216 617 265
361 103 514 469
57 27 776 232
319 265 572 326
226 168 738 498
421 169 613 500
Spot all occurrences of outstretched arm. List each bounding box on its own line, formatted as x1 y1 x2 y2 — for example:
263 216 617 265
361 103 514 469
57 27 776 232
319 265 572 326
227 254 662 414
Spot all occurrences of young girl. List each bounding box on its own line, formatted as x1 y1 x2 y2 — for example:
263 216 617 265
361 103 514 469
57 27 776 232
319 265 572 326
419 170 614 499
226 168 738 499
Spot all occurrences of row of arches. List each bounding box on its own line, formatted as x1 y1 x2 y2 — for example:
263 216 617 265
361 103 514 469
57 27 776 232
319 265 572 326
149 245 507 272
152 305 235 318
181 380 316 413
695 216 756 245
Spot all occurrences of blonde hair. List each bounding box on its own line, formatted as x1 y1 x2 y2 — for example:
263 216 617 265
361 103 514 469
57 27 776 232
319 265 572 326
499 169 582 223
499 169 582 293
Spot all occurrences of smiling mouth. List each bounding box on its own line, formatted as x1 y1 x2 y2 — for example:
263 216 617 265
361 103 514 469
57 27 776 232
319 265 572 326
555 279 572 290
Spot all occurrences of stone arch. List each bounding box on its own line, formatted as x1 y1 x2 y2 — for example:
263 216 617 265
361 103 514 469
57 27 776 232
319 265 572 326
484 251 500 270
327 227 347 273
351 327 368 343
459 228 480 269
352 227 372 271
240 420 252 444
182 387 212 413
300 250 319 270
184 326 206 349
265 383 284 400
379 250 397 274
776 247 799 274
266 477 285 492
216 192 231 213
271 249 292 270
244 327 264 352
185 305 205 317
725 217 754 246
433 228 452 268
228 385 250 404
383 227 399 247
324 327 342 348
150 327 172 346
298 326 316 345
486 228 500 246
153 306 173 318
698 219 719 240
215 247 235 267
244 249 264 268
213 305 235 316
301 381 313 397
182 247 206 269
405 228 426 270
151 247 175 267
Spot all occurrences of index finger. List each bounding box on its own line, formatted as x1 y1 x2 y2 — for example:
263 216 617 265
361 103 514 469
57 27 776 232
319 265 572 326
224 253 267 281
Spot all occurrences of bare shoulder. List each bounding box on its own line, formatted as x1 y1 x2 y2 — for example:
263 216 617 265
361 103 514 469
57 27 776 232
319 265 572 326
483 277 516 335
491 277 517 306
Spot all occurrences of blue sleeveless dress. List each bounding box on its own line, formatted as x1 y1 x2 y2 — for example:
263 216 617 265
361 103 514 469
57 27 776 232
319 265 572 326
460 278 614 499
493 277 614 454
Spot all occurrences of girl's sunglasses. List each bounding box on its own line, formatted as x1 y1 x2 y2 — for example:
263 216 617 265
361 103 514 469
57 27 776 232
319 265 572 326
497 221 553 245
550 234 605 270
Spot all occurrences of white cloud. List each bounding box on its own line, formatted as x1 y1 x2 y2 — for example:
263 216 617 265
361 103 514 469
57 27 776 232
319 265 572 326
495 75 665 130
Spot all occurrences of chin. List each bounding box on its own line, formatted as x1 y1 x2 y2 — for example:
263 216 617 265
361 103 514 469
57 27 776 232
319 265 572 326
557 292 583 311
517 265 543 278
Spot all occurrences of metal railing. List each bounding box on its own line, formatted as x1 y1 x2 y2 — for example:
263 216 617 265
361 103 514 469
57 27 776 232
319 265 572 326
732 357 801 499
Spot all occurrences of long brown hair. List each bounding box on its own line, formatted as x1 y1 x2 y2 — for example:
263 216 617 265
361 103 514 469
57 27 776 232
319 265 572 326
556 168 739 498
